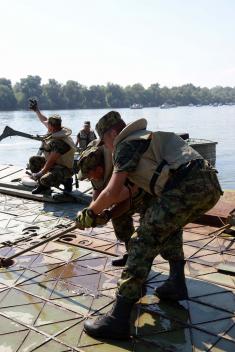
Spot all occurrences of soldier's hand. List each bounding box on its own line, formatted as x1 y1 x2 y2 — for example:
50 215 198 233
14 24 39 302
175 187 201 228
29 98 38 112
75 208 97 229
96 209 112 226
31 170 43 180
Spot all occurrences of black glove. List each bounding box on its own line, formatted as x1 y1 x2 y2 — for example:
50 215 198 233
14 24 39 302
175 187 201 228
29 98 38 112
96 209 112 225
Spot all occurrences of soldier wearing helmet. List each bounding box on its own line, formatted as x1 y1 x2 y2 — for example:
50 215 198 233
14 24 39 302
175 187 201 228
28 99 76 195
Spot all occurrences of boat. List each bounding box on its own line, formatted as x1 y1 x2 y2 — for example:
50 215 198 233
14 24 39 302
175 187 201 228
160 103 177 109
129 103 143 109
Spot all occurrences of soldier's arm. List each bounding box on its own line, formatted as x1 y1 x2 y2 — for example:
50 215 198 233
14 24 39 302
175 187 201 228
109 199 132 218
29 99 48 129
75 133 80 147
35 110 49 129
40 152 61 174
92 189 102 201
90 171 130 215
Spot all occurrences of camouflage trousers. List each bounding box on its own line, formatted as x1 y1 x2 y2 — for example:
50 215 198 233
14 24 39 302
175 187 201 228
111 189 146 248
117 160 222 300
29 156 72 188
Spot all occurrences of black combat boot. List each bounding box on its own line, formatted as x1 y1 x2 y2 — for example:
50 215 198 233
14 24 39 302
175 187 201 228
155 260 188 301
112 241 129 266
63 177 73 193
32 184 51 195
112 253 128 267
84 294 135 340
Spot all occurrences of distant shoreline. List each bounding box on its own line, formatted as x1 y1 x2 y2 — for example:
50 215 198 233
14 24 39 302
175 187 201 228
1 76 235 111
0 103 235 113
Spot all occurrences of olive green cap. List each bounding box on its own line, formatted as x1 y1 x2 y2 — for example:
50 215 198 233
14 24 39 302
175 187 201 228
48 114 62 127
77 146 104 180
95 111 123 139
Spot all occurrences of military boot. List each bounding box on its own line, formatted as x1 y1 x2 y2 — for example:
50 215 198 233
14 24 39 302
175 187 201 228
155 260 188 301
32 184 51 195
84 294 135 340
63 177 73 193
112 253 128 267
112 241 129 266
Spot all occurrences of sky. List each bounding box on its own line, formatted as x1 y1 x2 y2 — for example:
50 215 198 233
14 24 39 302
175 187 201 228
0 0 235 88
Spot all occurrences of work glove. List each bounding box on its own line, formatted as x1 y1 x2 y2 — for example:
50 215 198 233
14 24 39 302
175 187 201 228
31 170 43 180
75 208 97 229
29 98 38 112
95 209 112 226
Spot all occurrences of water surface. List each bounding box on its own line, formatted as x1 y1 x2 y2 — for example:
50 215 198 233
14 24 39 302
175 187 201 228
0 106 234 189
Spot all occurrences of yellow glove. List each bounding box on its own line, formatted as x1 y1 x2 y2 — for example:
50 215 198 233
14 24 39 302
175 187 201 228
75 208 97 229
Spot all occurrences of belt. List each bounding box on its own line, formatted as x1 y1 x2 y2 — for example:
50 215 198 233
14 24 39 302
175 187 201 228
149 159 168 195
172 159 204 174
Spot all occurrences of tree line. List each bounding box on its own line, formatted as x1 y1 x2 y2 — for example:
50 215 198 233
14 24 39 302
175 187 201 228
0 75 235 111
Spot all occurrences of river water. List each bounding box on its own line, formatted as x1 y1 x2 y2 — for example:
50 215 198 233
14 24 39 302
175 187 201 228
0 106 234 189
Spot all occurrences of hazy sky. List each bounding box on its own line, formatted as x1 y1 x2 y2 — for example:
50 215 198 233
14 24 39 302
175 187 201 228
0 0 234 88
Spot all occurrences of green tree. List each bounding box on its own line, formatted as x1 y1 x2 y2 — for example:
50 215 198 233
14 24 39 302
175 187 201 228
14 75 42 109
146 83 162 106
63 81 86 109
196 87 211 105
160 86 171 104
0 79 17 110
106 83 126 108
42 79 66 109
125 83 147 106
85 85 107 108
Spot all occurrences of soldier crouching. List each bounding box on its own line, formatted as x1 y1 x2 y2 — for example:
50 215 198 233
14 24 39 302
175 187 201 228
28 99 76 194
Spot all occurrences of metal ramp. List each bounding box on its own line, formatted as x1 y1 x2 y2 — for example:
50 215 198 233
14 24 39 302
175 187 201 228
0 190 235 350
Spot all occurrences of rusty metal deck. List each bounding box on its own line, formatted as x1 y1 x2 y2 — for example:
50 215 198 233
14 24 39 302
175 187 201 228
0 191 235 351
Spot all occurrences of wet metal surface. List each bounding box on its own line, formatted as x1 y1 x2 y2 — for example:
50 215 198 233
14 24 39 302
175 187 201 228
0 193 235 350
0 193 84 245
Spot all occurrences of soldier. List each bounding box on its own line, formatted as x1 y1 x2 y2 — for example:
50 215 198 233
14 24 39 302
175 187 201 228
28 99 76 194
75 121 97 151
76 111 223 340
77 144 146 266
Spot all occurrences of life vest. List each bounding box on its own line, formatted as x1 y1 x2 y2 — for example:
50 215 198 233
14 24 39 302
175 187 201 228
114 119 203 196
91 145 113 191
42 127 76 170
78 130 96 150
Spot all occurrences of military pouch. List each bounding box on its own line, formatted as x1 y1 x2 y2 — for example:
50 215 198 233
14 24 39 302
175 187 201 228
150 160 170 196
164 159 204 191
200 162 223 196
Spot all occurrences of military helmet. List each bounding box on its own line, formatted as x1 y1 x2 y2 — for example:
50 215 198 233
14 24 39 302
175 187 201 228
48 114 62 127
77 146 104 180
95 111 123 139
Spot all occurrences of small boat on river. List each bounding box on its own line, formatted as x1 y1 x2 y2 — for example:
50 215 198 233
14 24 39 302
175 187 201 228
129 103 143 109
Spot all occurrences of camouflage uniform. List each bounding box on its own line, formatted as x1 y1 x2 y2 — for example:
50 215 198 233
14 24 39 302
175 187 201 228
77 145 146 247
80 111 222 340
112 139 222 301
29 138 73 188
79 116 222 301
77 129 97 151
111 188 145 247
